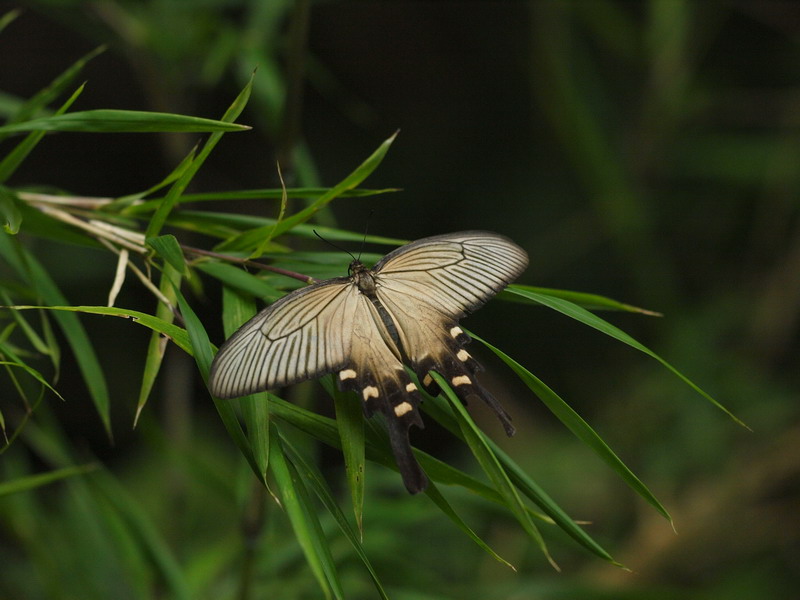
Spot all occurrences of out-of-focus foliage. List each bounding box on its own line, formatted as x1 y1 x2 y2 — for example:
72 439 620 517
0 1 798 599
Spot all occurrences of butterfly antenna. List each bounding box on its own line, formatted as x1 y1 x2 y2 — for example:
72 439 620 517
357 210 374 261
313 229 357 262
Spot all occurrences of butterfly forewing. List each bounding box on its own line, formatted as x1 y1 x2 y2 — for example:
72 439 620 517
374 231 528 317
209 278 358 398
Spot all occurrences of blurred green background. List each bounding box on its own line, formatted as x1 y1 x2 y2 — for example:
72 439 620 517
1 1 798 598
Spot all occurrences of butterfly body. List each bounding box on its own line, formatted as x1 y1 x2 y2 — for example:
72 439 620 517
209 231 529 493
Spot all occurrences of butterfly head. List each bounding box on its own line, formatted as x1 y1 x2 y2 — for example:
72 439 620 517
349 259 377 293
348 259 370 277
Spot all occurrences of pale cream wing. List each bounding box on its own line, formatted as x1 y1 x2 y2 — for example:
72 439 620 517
372 231 528 318
209 277 359 399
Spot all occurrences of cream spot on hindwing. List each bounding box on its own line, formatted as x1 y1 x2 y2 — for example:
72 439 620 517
405 382 418 393
362 386 379 400
423 374 433 387
451 375 471 386
450 326 464 338
339 369 357 381
394 401 413 417
457 349 470 362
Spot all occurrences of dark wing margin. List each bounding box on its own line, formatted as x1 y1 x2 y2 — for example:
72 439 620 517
209 278 357 399
373 231 528 437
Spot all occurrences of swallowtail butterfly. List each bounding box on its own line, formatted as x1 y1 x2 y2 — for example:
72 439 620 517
209 231 529 493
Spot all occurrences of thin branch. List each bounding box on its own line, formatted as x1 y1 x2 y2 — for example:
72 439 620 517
180 245 316 284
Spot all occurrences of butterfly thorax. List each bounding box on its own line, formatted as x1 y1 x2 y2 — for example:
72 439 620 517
348 259 406 360
350 260 377 294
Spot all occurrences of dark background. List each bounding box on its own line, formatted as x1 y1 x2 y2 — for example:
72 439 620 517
1 2 798 599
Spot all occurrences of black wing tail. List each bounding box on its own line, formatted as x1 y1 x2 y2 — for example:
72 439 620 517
337 366 429 494
415 326 515 437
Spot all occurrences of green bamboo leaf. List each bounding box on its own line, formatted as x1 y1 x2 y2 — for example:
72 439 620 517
221 285 257 337
431 371 558 569
10 305 191 354
0 83 85 184
145 76 253 239
135 264 181 426
238 396 271 485
172 286 260 478
0 463 97 497
504 286 746 427
282 436 389 600
0 8 21 34
1 290 49 355
253 163 289 257
486 437 623 566
331 383 365 535
424 480 516 570
0 187 21 233
194 262 282 300
275 376 554 545
0 236 112 436
91 469 191 600
0 353 63 402
222 286 270 483
163 210 406 246
39 308 60 380
411 347 630 565
504 284 662 315
124 187 398 214
0 109 251 135
216 131 399 252
0 328 64 400
471 330 672 524
1 45 105 135
146 235 188 276
104 146 197 211
269 424 343 600
300 376 560 527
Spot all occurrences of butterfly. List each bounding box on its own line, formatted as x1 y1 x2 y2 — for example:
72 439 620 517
209 231 529 493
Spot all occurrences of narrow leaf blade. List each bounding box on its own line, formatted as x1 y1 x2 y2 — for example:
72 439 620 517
145 76 253 239
505 287 746 427
269 424 341 600
0 109 251 134
471 330 672 525
332 384 365 535
431 371 557 569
